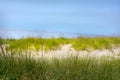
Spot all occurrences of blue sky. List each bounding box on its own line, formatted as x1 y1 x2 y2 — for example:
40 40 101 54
0 0 120 38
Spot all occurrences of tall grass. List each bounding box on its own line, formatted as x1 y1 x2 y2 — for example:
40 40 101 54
0 38 4 45
0 55 120 80
2 37 120 53
6 37 71 53
72 37 120 51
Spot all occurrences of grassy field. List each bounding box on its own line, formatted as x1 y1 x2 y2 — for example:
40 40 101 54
2 37 120 53
0 55 120 80
0 37 120 80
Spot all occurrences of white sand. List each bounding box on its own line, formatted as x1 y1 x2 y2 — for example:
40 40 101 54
29 44 120 60
1 44 120 59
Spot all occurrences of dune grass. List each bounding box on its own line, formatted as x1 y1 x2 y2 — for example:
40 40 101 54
4 37 120 53
0 55 120 80
72 37 120 51
6 37 71 53
0 38 5 45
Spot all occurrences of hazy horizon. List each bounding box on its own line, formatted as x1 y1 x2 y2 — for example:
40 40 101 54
0 0 120 38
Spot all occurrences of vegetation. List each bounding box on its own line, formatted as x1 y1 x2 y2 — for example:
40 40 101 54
0 38 6 56
0 38 4 45
3 37 120 53
72 37 120 51
0 37 120 79
0 55 120 80
6 37 71 53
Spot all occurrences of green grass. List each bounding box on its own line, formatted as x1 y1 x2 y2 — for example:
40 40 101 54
0 38 5 45
1 36 120 53
0 55 120 80
6 37 71 53
72 37 120 51
1 37 120 79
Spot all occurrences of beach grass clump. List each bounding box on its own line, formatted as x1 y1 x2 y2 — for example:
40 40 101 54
0 55 120 80
0 38 5 45
3 36 120 53
6 37 71 53
72 37 120 51
7 38 53 52
108 37 120 46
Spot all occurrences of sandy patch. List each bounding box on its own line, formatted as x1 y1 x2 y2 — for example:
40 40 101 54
1 44 120 59
28 44 120 60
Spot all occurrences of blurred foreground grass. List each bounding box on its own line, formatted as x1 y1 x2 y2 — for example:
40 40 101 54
0 55 120 80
